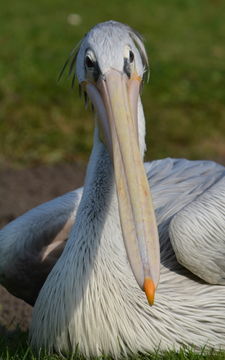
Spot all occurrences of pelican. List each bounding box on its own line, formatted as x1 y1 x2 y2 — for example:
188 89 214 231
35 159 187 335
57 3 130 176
0 20 225 357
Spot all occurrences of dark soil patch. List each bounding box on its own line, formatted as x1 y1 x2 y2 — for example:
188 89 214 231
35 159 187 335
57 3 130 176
0 162 86 333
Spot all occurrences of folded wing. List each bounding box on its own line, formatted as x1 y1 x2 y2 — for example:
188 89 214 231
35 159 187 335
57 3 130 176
0 189 82 305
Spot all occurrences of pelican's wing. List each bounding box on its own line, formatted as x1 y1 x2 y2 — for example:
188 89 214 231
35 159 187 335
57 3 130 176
169 175 225 284
145 158 225 282
0 188 82 305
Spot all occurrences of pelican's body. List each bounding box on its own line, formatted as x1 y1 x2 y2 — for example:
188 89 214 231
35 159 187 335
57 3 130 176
0 21 225 357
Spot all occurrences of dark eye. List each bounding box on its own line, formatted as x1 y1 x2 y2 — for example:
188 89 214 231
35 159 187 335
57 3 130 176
85 56 95 68
129 50 134 63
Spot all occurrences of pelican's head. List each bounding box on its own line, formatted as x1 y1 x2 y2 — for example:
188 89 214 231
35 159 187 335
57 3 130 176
66 21 160 305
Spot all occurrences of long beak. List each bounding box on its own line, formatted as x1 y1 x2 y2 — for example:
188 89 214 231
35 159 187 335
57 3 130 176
84 69 160 305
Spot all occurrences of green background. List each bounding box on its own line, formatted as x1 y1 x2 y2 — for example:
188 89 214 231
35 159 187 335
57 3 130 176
0 0 224 167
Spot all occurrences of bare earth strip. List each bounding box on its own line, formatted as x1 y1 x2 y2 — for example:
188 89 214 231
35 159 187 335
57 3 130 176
0 163 86 333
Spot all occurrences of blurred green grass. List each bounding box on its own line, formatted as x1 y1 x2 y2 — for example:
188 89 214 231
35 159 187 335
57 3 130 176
1 331 225 360
0 0 224 167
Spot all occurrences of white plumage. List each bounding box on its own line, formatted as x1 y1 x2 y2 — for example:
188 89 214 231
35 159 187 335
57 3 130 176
0 21 225 358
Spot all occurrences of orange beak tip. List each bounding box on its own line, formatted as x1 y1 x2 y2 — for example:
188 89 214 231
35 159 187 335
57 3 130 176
143 277 155 306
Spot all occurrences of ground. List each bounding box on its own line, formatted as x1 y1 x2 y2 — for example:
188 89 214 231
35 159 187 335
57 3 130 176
0 163 86 334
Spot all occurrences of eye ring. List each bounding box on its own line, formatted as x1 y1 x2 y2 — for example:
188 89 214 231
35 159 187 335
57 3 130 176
129 50 134 63
85 56 95 68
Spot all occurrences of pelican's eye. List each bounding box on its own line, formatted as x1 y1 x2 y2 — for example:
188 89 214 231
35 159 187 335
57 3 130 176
129 50 134 63
123 47 135 78
84 50 97 70
85 56 95 68
85 50 100 81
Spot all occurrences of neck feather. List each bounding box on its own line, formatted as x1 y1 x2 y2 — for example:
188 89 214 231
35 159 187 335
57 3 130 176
57 96 146 282
71 95 146 252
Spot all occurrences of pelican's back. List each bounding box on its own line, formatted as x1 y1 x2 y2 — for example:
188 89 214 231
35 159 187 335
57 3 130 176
0 189 82 304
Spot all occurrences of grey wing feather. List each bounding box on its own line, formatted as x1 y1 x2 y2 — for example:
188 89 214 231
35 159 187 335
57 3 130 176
0 188 82 305
146 158 225 276
170 176 225 284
